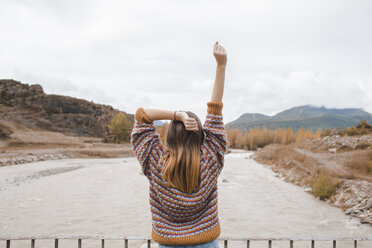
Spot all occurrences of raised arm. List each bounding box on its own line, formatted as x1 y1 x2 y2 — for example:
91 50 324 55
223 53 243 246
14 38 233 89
210 41 227 103
202 42 228 173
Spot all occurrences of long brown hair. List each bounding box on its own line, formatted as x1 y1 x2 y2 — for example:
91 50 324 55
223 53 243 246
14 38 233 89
159 111 205 194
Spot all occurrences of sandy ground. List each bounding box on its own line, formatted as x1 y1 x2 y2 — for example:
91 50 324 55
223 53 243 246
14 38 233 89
0 128 134 163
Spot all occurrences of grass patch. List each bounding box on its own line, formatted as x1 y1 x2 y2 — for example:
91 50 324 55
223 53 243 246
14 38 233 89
310 173 338 200
344 146 372 175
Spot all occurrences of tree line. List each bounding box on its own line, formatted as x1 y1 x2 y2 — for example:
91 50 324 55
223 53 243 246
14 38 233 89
104 112 371 150
105 112 322 149
226 127 322 150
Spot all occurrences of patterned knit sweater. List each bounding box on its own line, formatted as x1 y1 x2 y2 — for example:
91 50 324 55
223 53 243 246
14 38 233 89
130 101 227 245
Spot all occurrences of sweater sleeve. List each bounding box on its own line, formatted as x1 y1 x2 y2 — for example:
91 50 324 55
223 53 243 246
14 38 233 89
202 101 228 172
130 107 163 179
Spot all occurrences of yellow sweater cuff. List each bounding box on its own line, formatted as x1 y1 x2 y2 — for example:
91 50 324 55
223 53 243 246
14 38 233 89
135 107 154 124
207 101 223 115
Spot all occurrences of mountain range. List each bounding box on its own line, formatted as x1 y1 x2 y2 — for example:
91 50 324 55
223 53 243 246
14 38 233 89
2 79 371 137
226 105 372 133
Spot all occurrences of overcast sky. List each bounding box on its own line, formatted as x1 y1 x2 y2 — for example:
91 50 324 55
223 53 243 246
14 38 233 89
1 0 371 123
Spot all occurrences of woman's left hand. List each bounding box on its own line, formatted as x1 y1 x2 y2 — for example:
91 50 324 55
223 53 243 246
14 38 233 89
177 111 199 131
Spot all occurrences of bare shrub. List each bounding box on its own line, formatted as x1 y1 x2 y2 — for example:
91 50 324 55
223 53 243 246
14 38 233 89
310 173 338 200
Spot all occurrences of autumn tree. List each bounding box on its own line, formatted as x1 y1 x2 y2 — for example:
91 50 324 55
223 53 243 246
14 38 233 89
286 127 295 144
157 122 169 144
295 127 306 144
224 126 321 151
108 113 131 143
227 129 242 148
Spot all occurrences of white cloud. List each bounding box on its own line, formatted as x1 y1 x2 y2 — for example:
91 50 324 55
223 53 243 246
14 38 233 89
227 71 372 121
0 0 371 123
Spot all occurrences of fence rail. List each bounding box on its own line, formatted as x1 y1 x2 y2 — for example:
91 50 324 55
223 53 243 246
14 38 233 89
1 236 372 248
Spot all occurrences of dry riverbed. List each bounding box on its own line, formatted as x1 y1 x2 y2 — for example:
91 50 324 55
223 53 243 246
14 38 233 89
0 129 134 166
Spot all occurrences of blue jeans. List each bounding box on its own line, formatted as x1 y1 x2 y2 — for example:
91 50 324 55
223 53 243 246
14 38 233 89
158 239 219 248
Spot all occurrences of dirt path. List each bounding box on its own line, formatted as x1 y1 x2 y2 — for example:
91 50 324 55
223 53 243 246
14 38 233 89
293 148 347 174
293 147 372 181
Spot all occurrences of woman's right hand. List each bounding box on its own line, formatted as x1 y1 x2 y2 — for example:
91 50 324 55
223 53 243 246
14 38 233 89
213 41 227 66
177 111 199 131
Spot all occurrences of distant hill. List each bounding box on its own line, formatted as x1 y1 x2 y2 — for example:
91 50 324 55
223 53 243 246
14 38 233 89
0 79 134 138
154 120 164 127
227 105 372 133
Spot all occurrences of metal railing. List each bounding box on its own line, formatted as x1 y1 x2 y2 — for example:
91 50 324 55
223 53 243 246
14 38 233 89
1 236 372 248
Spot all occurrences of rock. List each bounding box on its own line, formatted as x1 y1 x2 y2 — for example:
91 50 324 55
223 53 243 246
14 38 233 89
328 148 337 153
345 208 353 215
344 198 355 207
360 216 372 224
365 198 372 209
304 187 312 193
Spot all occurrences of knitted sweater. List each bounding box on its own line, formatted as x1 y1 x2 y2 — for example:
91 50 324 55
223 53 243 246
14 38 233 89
130 101 227 245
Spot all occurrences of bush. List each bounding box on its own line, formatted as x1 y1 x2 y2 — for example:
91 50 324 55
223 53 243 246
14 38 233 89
311 173 337 200
356 120 371 129
356 142 370 149
344 120 372 136
346 127 359 136
0 123 13 139
322 128 331 137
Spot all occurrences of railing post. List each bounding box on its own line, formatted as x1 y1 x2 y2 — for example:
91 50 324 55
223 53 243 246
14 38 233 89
101 239 104 248
311 240 314 248
147 239 151 248
31 239 35 248
354 240 357 248
333 240 336 248
246 240 250 248
224 239 228 248
78 238 82 248
55 238 58 248
6 240 10 248
268 239 272 248
289 239 293 248
124 238 128 248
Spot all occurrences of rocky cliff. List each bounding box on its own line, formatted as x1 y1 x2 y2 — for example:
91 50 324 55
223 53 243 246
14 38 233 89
0 79 134 138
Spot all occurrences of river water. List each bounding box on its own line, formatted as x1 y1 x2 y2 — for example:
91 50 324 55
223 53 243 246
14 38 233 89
0 150 371 248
